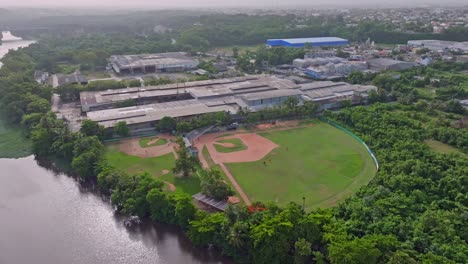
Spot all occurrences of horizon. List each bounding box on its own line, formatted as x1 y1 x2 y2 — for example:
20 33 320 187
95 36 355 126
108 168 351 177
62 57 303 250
1 0 467 9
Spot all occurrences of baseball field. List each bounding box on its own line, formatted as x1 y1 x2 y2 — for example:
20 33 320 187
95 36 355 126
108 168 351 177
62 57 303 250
104 119 377 209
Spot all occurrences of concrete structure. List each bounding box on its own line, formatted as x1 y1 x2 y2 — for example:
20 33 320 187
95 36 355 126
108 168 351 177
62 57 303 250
304 50 336 58
408 40 468 53
367 58 418 72
34 70 49 84
50 72 88 88
78 75 376 132
305 62 368 79
109 52 199 75
293 56 368 79
300 81 377 110
266 37 349 48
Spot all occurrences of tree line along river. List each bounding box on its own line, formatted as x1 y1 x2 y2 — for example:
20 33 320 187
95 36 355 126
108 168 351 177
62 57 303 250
0 33 231 264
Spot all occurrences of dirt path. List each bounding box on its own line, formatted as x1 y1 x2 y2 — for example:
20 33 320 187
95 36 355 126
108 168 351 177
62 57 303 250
219 163 251 206
163 181 176 192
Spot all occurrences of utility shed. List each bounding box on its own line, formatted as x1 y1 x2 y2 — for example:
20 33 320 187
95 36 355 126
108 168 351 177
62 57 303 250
192 193 229 212
266 37 349 48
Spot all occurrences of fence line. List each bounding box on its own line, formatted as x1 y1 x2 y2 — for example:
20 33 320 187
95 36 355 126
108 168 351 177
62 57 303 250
319 116 379 171
103 131 161 143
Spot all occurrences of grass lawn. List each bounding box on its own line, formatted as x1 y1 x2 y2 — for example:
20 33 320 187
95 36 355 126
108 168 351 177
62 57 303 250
225 121 376 209
138 137 168 148
213 138 247 153
425 139 464 155
105 144 201 195
0 115 32 158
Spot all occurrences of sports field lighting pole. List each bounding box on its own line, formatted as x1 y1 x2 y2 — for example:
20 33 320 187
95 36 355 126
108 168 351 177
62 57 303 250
302 196 306 212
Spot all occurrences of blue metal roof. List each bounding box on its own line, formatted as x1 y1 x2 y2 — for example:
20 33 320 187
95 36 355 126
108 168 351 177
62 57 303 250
266 37 349 48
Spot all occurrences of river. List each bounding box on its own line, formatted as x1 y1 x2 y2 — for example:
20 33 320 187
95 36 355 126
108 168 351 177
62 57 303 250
0 32 232 264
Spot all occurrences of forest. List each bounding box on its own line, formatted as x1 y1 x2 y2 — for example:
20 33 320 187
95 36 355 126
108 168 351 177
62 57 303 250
3 10 468 75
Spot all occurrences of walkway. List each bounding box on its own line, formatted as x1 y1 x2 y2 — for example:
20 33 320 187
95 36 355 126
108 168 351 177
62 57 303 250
219 163 251 206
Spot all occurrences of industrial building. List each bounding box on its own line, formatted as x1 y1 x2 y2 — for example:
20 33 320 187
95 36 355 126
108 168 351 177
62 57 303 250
109 52 199 75
300 81 377 109
79 75 376 132
293 57 368 79
50 72 88 88
407 40 468 53
266 37 349 48
367 58 418 72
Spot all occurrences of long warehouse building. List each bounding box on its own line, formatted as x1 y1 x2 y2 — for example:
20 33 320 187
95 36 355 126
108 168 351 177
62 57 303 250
266 37 349 48
79 75 376 131
109 52 199 75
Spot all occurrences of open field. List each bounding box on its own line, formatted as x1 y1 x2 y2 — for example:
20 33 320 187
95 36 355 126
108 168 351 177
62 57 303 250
213 138 247 153
105 143 201 195
139 137 168 148
425 139 465 155
0 115 32 158
209 44 262 55
199 121 377 209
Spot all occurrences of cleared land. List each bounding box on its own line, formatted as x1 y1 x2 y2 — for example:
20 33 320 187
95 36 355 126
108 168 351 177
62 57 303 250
139 137 168 148
214 138 247 153
425 139 464 155
221 121 376 209
0 116 32 158
105 143 201 195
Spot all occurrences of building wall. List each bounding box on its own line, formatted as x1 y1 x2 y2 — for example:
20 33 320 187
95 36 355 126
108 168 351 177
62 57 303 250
266 39 349 48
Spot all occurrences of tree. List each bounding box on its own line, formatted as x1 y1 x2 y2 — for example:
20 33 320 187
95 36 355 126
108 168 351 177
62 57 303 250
146 188 176 223
283 96 299 113
232 47 239 58
294 238 312 264
199 169 234 200
187 212 226 246
328 237 381 264
72 151 101 178
174 194 197 228
71 136 104 178
172 137 199 177
340 99 352 108
157 116 177 133
114 121 130 137
80 119 105 139
111 172 164 217
348 71 365 84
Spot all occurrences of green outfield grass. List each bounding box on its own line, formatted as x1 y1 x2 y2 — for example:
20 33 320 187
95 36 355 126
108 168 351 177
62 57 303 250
105 144 201 195
225 121 376 209
213 138 247 153
0 115 32 158
138 137 168 148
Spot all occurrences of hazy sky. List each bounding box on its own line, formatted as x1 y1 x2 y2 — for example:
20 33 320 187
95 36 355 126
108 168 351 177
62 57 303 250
1 0 467 8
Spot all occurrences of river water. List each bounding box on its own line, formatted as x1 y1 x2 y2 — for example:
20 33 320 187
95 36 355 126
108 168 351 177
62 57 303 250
0 33 231 264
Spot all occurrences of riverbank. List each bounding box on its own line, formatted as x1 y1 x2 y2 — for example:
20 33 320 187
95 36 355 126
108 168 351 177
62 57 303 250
0 115 32 158
0 33 233 264
0 36 36 158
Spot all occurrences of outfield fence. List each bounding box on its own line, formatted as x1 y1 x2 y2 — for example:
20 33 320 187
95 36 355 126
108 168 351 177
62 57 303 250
319 116 379 171
103 131 161 143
